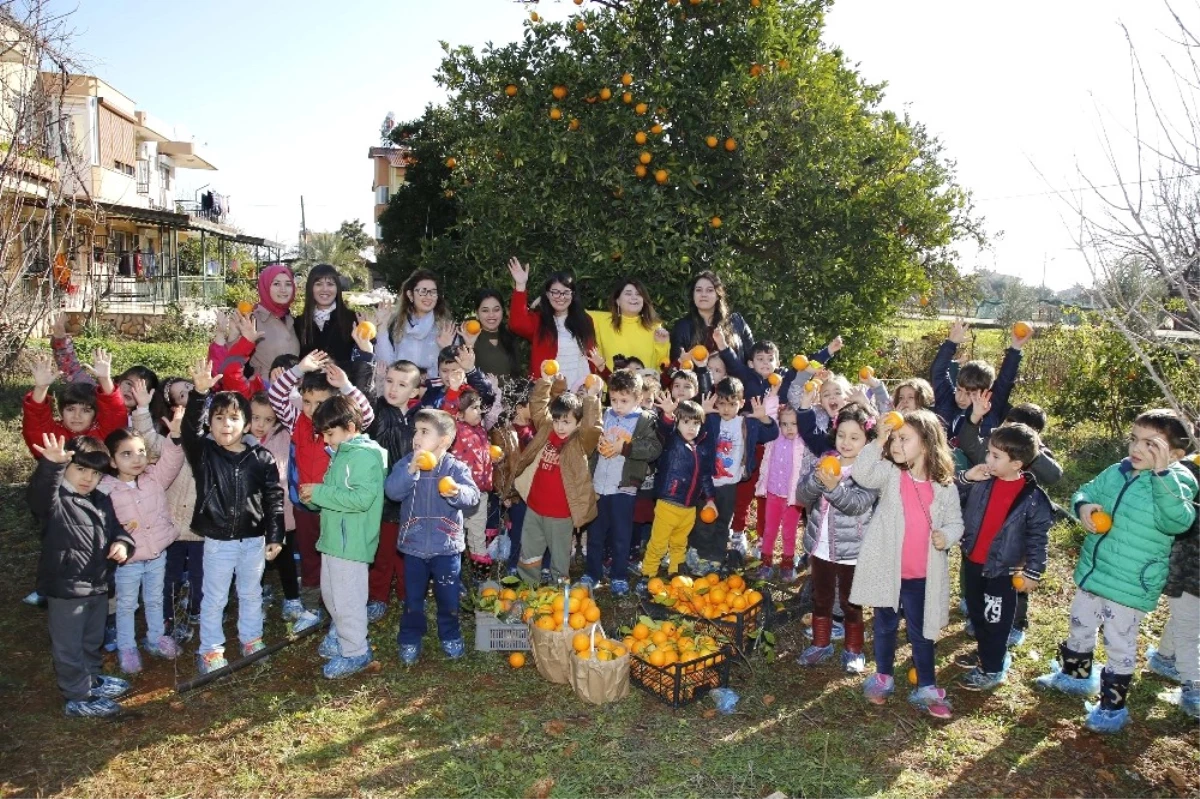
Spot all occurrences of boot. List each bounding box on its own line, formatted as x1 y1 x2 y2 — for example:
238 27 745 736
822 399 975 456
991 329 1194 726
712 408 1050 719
1085 668 1132 733
1035 642 1100 696
799 616 834 666
841 621 866 674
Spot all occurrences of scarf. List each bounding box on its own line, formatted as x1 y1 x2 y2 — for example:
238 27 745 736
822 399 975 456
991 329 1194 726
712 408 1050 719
256 263 295 319
313 302 337 331
403 310 436 341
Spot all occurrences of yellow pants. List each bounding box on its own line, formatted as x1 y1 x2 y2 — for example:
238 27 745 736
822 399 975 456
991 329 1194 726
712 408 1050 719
641 500 696 578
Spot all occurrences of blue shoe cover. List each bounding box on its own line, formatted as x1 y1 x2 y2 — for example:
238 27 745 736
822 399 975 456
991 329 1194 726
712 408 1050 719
1035 659 1099 696
1083 702 1129 734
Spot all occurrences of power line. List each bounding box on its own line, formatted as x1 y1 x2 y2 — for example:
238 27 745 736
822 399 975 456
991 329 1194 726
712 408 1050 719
975 173 1183 203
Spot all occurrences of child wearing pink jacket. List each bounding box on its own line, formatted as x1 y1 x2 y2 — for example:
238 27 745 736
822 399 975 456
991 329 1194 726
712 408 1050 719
754 399 811 583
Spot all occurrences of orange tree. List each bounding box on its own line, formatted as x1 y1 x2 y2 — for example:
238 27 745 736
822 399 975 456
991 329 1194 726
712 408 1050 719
377 0 982 358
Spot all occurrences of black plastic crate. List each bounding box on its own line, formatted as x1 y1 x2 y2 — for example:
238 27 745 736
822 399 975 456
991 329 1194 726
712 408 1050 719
629 645 732 708
639 598 766 653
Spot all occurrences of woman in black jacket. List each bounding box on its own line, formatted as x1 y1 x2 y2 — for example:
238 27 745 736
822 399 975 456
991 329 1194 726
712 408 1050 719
295 264 359 365
669 270 755 365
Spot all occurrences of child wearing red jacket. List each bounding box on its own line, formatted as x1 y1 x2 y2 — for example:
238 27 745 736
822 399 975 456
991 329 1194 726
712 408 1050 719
22 350 126 458
452 389 494 580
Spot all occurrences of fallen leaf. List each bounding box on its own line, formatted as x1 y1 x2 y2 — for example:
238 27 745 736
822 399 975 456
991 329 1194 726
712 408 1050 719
564 741 580 757
1097 770 1115 784
1166 767 1189 791
168 701 185 712
526 777 555 799
762 694 775 706
701 710 717 720
542 720 566 737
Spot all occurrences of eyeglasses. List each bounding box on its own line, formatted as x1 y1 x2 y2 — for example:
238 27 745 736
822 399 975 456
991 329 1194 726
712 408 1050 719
548 289 573 299
413 288 439 297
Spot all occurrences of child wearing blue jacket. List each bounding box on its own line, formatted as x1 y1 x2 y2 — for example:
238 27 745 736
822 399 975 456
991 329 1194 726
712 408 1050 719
930 319 1031 448
384 408 481 665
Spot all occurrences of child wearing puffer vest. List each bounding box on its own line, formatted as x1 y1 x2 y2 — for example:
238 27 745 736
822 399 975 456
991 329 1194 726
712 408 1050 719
1036 409 1197 733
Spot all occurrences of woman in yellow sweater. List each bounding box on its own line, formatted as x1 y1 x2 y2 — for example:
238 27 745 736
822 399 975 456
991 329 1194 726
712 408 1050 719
587 279 671 371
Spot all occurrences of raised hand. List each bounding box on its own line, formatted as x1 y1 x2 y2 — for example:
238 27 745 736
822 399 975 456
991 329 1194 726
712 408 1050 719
711 326 727 352
654 326 670 345
586 346 605 371
131 377 153 409
847 386 871 408
948 319 969 345
460 322 480 347
507 256 529 290
700 392 718 414
233 311 260 344
749 396 770 422
456 344 476 373
32 432 70 464
816 464 841 491
351 316 374 354
436 319 457 348
324 363 348 389
827 335 844 354
190 358 217 394
51 311 68 339
1145 435 1172 472
85 348 112 382
163 406 184 437
655 394 679 418
298 349 329 374
31 353 57 389
970 389 992 425
212 308 228 343
374 298 394 327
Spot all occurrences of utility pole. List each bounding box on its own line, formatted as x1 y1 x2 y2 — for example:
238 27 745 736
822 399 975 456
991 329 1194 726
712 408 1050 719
300 195 307 252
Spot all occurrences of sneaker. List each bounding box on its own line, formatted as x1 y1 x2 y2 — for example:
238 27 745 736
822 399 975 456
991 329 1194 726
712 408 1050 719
1035 659 1100 697
118 648 142 675
197 650 228 675
90 674 130 700
778 567 796 584
366 600 388 624
506 566 519 579
577 575 597 590
1181 680 1200 719
144 635 180 660
1146 646 1181 683
281 598 305 621
64 696 120 718
398 643 421 665
964 619 975 639
954 651 979 669
540 568 552 584
1083 702 1130 734
909 685 953 719
442 638 466 660
842 649 866 674
830 621 845 642
863 673 895 705
685 548 702 575
103 619 117 653
1007 628 1026 648
323 648 375 679
730 532 749 555
318 630 342 660
611 579 630 598
241 637 266 657
21 590 45 607
754 565 776 582
798 643 834 666
292 608 323 635
635 579 649 598
959 667 1006 692
261 584 276 608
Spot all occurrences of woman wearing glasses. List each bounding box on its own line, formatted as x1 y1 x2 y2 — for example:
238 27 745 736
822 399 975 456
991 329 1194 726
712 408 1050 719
375 268 458 376
507 257 596 390
587 279 670 373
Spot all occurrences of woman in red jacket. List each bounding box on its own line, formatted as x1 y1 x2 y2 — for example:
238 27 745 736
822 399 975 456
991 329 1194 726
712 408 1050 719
507 257 596 390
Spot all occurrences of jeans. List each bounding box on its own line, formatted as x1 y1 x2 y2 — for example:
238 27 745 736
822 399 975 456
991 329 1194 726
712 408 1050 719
164 540 204 622
873 578 936 687
586 493 635 582
115 553 168 651
199 537 267 656
399 553 461 647
962 557 1017 673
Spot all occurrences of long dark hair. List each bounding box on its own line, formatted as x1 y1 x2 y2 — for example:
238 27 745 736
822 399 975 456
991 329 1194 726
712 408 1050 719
297 264 356 350
684 270 738 351
536 271 594 350
476 288 520 366
390 268 452 345
607 278 660 333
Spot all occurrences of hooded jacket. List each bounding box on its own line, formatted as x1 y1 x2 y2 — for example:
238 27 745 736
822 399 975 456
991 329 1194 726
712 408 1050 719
796 465 879 563
310 434 388 564
385 452 481 559
956 472 1053 580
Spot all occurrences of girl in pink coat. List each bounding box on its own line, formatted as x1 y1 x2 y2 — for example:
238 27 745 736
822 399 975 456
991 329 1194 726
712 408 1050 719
102 413 185 674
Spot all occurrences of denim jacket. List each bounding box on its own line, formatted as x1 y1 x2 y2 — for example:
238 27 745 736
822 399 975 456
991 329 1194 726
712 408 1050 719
384 452 481 559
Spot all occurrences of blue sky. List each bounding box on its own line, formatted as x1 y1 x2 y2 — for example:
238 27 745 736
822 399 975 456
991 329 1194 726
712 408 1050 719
57 0 1182 290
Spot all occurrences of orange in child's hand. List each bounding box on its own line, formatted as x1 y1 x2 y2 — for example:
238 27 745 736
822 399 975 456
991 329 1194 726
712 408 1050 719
1013 321 1033 339
859 366 875 381
508 652 526 668
356 320 377 340
415 451 438 471
1091 510 1113 534
690 345 709 362
542 359 560 377
766 373 781 387
237 300 254 316
1012 574 1026 591
792 355 809 372
464 319 482 335
489 444 503 462
804 380 819 393
699 506 718 524
883 411 905 430
438 476 458 495
584 373 603 391
818 455 842 478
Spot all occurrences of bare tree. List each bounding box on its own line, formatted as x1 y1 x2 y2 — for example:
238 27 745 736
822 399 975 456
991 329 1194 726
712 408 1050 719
0 0 93 381
1054 0 1200 435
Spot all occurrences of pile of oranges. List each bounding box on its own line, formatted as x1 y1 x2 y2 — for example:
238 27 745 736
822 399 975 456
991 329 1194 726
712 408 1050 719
478 584 602 630
573 632 627 661
647 573 763 621
625 617 725 670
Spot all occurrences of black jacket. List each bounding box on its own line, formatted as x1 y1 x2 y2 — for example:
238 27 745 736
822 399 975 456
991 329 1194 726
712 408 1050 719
1164 459 1200 598
368 399 418 522
27 459 136 599
182 390 285 544
957 472 1053 579
669 312 755 364
654 412 720 507
957 418 1063 487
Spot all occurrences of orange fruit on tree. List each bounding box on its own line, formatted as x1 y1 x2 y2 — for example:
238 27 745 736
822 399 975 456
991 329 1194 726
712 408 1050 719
1012 321 1033 339
699 506 718 523
654 169 669 184
415 451 438 471
724 137 737 151
621 72 633 86
705 135 718 148
819 455 842 477
778 58 791 71
767 372 781 386
356 320 377 340
505 84 518 97
568 118 580 131
575 20 586 32
463 319 482 335
445 157 457 169
542 359 560 376
635 102 648 115
710 216 722 228
530 11 539 21
650 123 663 134
634 164 647 178
918 295 930 306
552 85 568 100
639 151 652 165
622 91 633 104
883 410 905 430
509 652 526 668
549 107 562 120
438 476 458 495
574 0 584 4
634 131 647 144
237 300 254 316
750 0 760 5
859 366 875 381
1091 510 1113 534
598 87 612 101
749 63 762 77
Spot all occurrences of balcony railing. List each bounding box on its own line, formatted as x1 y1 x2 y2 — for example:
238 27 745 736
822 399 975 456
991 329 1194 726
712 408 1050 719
136 159 150 194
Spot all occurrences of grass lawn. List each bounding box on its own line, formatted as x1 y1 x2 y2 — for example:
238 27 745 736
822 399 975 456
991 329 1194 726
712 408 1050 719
0 343 1196 797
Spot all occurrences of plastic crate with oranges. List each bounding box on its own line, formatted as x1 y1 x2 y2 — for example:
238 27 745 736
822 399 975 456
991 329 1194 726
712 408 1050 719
643 572 765 651
624 616 731 707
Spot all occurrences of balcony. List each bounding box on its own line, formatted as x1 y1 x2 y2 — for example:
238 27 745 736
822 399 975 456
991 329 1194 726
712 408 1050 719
158 140 216 171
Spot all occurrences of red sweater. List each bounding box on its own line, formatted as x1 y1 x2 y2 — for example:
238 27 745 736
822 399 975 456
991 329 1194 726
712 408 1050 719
508 289 597 380
968 476 1025 565
22 387 127 457
527 433 571 519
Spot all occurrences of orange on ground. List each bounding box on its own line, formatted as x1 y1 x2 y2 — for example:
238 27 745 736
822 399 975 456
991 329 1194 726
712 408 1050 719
908 667 918 685
508 652 526 668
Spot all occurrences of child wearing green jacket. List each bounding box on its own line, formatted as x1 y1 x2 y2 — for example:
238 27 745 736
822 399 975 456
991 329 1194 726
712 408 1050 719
1037 409 1197 734
299 395 388 679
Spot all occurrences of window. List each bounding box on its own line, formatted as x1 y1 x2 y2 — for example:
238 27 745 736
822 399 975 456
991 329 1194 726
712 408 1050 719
113 160 136 177
376 185 390 204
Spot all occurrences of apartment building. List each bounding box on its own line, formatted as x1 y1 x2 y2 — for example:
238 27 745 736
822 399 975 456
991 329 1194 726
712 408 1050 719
368 144 409 241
